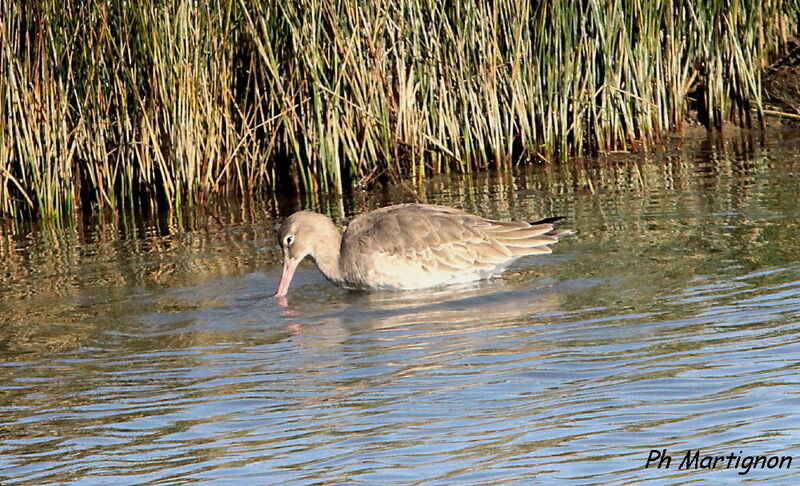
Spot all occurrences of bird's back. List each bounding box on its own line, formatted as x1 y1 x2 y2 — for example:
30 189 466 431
337 204 569 290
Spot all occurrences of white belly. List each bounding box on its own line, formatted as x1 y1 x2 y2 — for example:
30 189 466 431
343 252 511 290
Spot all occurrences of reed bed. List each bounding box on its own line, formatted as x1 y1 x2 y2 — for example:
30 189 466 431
0 0 796 220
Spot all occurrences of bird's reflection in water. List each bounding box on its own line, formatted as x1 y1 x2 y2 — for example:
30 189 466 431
278 276 567 350
274 277 569 411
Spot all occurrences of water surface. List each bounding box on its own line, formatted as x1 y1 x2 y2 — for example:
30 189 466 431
2 133 800 484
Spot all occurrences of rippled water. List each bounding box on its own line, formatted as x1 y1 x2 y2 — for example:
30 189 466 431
2 134 800 484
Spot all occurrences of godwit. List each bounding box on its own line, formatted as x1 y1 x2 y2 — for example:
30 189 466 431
274 203 571 297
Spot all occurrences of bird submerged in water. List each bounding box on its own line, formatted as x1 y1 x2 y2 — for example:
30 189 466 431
274 203 572 297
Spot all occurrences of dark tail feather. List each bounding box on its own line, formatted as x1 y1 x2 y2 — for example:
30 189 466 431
530 216 565 225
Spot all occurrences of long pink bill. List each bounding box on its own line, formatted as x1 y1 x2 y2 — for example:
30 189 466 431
274 258 299 297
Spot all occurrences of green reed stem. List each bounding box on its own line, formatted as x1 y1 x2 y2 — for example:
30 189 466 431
0 0 796 221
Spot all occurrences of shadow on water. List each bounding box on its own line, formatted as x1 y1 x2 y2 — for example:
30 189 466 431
2 131 800 485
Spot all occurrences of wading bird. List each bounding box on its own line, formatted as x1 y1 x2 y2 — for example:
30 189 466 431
274 203 571 297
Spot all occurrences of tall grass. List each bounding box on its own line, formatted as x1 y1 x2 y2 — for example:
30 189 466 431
0 0 796 220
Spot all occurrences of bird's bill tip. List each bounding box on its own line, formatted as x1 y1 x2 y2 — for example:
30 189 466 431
274 258 299 297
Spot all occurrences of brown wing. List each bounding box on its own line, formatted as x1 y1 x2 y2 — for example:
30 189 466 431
341 204 568 284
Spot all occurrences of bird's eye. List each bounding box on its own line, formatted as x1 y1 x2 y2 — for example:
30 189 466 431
284 235 294 246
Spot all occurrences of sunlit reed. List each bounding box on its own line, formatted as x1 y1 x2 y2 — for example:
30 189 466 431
0 0 795 220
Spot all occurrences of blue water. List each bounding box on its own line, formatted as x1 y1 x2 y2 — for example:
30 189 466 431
2 135 800 484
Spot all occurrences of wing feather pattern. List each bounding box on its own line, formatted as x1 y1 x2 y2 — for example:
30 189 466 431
339 204 570 289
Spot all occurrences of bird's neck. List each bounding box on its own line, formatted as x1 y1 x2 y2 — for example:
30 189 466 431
310 223 344 285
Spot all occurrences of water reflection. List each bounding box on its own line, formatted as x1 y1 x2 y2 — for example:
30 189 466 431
1 133 800 484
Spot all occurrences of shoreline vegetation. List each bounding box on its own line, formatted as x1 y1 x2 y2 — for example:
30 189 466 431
1 0 798 221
